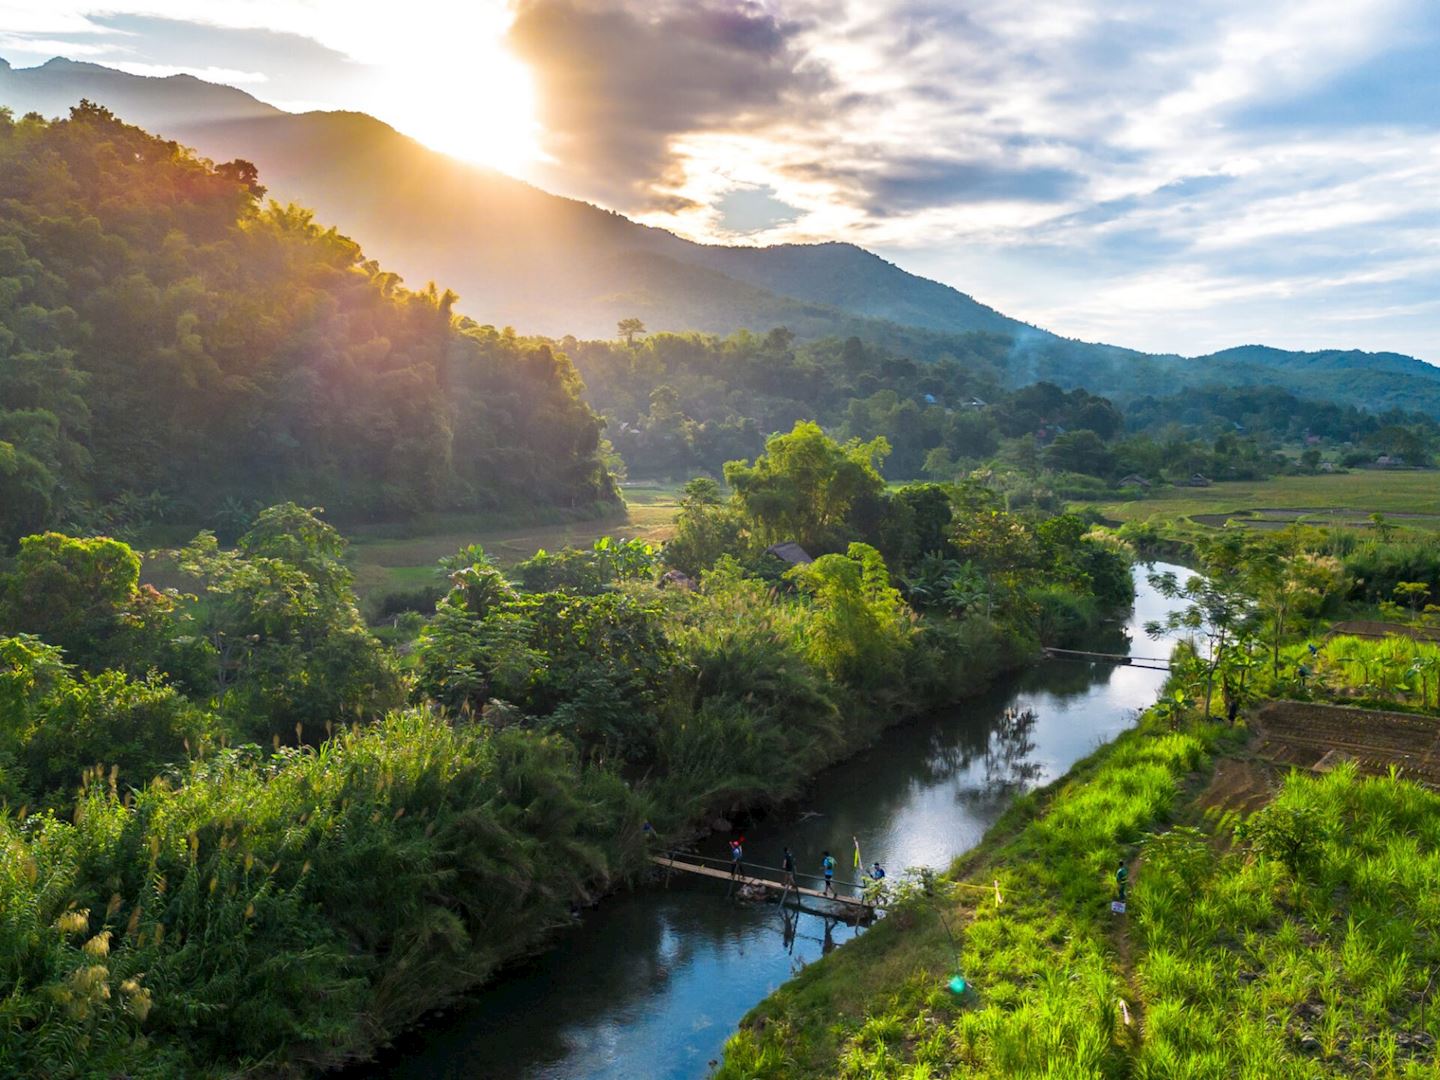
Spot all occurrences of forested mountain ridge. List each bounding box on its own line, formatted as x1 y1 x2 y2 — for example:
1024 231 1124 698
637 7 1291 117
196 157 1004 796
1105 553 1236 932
3 57 1439 419
568 330 1440 487
1192 346 1440 415
0 103 614 546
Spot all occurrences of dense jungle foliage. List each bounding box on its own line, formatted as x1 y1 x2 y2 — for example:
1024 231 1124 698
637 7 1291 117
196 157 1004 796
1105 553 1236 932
0 102 615 548
565 330 1440 490
0 422 1133 1076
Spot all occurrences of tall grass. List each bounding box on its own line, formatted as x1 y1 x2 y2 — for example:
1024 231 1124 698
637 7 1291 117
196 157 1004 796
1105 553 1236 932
1133 764 1440 1076
1281 634 1440 709
0 712 645 1076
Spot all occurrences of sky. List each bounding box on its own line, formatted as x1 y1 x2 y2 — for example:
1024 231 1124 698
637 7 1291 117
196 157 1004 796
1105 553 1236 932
2 0 1438 362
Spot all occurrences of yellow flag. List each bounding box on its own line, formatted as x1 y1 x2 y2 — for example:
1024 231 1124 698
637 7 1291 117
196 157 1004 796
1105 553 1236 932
853 837 861 869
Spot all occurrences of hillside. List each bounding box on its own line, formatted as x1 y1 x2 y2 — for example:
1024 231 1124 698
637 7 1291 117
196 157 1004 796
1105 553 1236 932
2 58 1440 419
1195 346 1440 415
0 103 614 546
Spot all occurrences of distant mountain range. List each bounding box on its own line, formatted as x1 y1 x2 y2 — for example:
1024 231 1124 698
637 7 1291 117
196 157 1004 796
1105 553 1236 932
4 55 1439 417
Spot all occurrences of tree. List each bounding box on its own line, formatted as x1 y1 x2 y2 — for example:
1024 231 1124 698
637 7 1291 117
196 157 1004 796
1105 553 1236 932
788 543 908 687
175 505 401 741
1040 429 1113 477
0 111 616 536
617 317 647 347
664 479 746 577
1 533 141 665
214 158 267 199
0 439 58 546
724 421 888 552
1395 581 1431 621
1246 537 1347 677
1147 533 1257 718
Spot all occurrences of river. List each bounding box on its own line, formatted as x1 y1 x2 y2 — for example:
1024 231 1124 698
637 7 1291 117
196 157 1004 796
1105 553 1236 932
363 562 1188 1080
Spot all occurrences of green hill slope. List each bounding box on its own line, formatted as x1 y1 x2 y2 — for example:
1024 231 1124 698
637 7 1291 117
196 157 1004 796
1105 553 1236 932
0 103 614 545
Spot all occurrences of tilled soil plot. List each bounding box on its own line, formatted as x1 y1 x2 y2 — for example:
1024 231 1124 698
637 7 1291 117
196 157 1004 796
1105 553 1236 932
1254 700 1440 787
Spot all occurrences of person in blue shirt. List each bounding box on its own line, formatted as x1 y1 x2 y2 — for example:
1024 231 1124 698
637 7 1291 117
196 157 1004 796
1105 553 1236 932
821 851 837 896
729 838 744 878
870 862 886 881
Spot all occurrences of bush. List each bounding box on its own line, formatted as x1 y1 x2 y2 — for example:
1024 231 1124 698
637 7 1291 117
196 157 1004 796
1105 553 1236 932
1025 584 1102 646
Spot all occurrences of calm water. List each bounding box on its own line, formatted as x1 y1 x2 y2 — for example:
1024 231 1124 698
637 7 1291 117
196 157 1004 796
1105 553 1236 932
361 563 1188 1080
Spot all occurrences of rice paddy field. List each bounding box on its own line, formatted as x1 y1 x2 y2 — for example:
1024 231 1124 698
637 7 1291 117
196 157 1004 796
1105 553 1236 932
1082 471 1440 533
343 481 685 602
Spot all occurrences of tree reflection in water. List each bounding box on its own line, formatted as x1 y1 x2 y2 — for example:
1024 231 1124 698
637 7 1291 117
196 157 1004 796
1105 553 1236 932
981 706 1042 792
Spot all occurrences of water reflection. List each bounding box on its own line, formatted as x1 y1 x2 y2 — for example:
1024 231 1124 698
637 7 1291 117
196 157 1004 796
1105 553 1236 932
367 563 1188 1080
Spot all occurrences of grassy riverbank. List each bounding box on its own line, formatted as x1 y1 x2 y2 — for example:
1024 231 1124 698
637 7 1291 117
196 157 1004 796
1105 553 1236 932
717 710 1440 1077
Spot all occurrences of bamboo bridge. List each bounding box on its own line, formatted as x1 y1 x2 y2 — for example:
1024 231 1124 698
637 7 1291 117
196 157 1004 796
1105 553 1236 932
651 854 880 918
1042 647 1171 671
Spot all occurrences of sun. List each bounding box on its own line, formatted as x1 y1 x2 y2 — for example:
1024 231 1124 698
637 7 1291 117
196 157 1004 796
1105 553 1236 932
378 50 541 175
360 11 543 176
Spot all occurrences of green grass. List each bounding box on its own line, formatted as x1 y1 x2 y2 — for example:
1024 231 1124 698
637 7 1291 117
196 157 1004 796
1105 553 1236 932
135 485 688 606
1277 634 1440 711
717 711 1440 1078
1133 764 1440 1077
1081 472 1440 533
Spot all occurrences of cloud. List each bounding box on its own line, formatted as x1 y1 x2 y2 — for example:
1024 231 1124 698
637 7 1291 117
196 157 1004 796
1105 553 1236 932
717 183 798 232
102 62 270 84
859 158 1082 213
508 0 829 209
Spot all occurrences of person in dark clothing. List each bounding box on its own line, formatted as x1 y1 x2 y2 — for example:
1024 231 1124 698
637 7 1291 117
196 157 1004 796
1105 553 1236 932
781 847 797 888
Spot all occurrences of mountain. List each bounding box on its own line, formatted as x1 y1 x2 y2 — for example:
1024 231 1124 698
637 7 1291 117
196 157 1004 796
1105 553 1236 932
1192 346 1440 415
0 57 1054 345
0 55 275 127
3 56 1439 418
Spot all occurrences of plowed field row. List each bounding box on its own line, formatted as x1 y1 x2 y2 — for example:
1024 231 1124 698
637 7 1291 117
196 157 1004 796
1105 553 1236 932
1254 701 1440 787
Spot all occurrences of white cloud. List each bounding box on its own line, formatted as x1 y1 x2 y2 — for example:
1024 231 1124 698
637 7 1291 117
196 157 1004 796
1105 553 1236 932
104 61 269 83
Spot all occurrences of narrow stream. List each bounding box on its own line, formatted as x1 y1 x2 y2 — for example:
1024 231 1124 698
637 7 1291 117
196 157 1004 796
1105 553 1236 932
363 562 1188 1079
